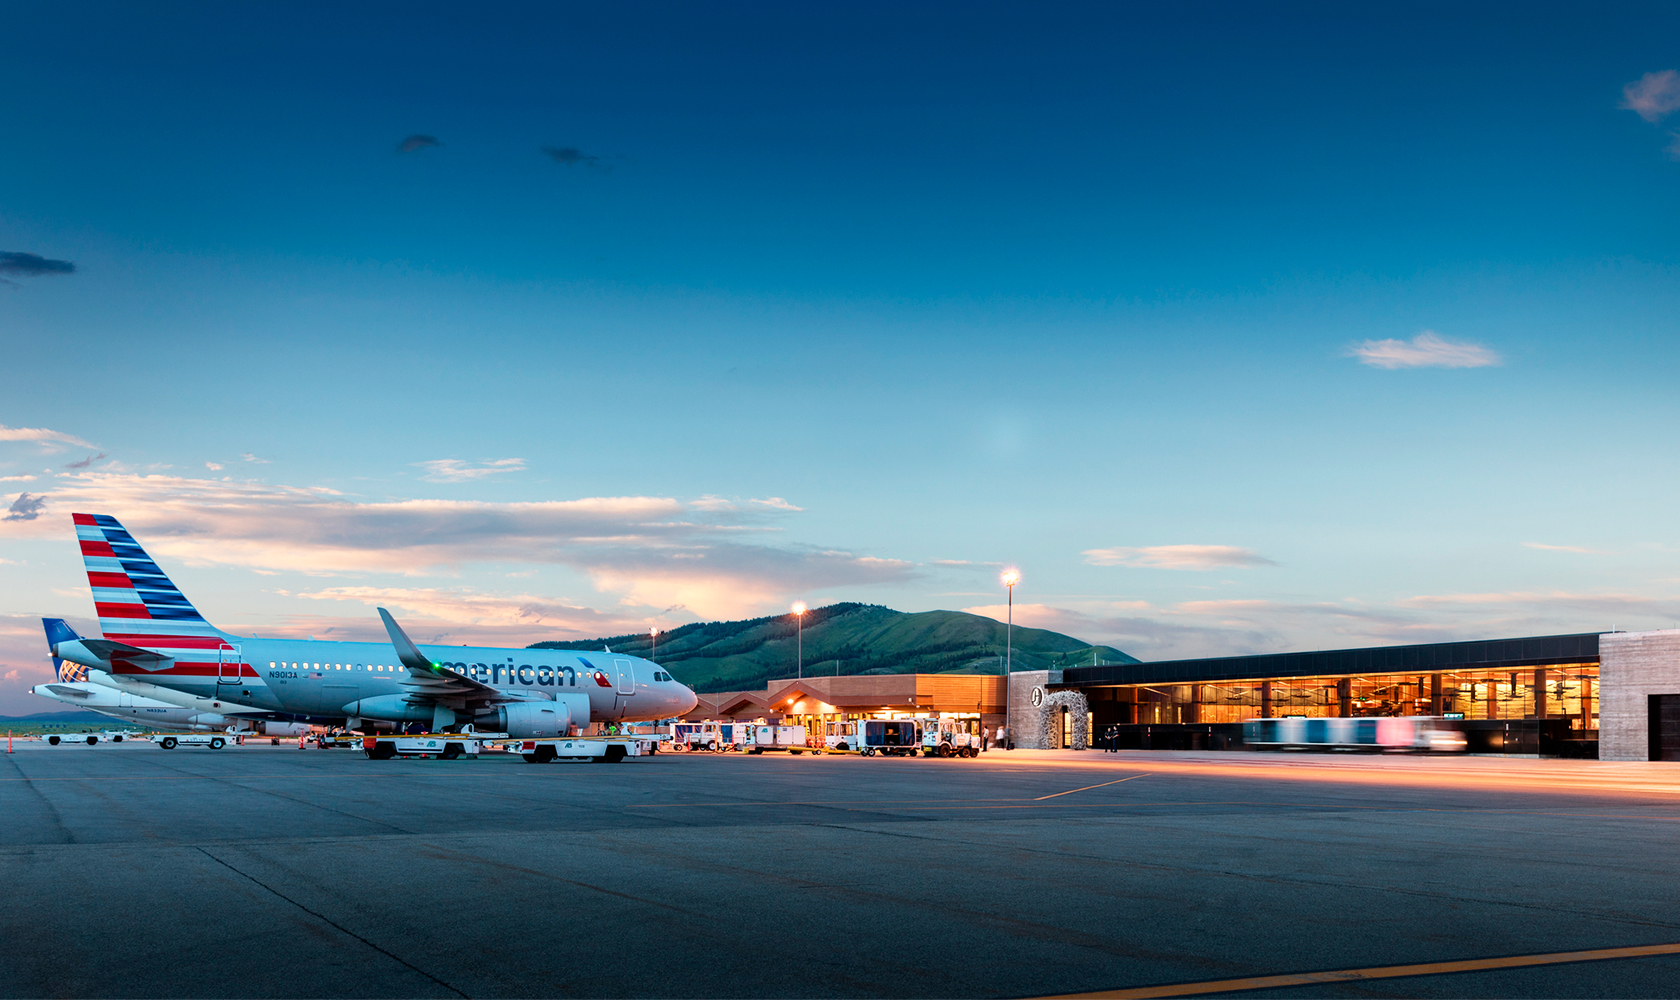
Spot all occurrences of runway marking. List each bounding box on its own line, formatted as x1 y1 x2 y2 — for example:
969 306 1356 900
628 772 1152 809
1034 774 1149 800
1037 941 1680 999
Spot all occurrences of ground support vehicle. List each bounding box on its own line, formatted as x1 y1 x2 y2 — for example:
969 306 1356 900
826 720 920 757
157 733 229 750
498 736 653 763
921 718 982 757
314 731 364 750
673 722 736 752
43 731 134 745
745 725 809 754
362 733 505 760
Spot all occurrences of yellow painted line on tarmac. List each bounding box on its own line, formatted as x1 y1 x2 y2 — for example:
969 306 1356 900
1037 941 1680 999
1033 774 1149 800
629 772 1153 809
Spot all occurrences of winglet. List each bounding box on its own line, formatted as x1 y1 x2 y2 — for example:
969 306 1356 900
378 607 439 674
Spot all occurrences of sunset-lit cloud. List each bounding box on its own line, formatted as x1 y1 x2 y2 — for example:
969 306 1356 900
413 458 526 482
0 471 915 619
1622 70 1680 123
1348 331 1500 369
0 425 94 452
1522 542 1606 554
1083 544 1276 570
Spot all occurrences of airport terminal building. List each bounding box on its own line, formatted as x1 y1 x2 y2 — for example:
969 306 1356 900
686 628 1680 760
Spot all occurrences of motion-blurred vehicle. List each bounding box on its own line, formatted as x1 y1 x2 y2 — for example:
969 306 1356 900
1243 716 1467 752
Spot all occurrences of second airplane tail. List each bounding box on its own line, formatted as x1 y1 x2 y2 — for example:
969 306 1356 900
41 618 88 682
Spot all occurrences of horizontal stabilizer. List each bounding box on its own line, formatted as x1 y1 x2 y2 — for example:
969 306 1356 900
79 638 176 664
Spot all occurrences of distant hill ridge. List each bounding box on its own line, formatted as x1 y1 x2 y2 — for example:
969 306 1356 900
529 602 1137 693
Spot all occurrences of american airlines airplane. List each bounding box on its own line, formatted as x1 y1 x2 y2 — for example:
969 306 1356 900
49 513 699 736
33 619 310 736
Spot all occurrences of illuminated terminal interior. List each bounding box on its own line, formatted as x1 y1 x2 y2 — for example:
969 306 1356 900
1091 663 1598 733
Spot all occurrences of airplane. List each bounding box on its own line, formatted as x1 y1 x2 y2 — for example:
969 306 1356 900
50 513 699 736
33 620 311 736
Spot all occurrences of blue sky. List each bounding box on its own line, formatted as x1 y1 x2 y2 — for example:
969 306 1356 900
3 2 1679 711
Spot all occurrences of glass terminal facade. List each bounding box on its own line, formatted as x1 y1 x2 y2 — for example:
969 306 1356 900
1067 633 1602 737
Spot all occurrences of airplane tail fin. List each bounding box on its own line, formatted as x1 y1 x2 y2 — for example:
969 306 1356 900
71 513 228 650
41 618 87 682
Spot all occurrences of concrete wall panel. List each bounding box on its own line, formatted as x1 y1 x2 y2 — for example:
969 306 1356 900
1600 629 1680 761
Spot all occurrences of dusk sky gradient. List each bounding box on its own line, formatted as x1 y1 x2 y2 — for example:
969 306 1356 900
3 2 1679 712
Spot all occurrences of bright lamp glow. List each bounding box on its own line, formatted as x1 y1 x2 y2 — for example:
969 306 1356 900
792 601 808 615
1001 569 1020 587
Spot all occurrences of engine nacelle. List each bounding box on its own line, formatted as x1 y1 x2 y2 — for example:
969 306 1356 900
484 695 586 738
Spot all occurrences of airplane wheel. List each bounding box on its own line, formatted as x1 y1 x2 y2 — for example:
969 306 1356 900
160 737 176 749
210 737 225 750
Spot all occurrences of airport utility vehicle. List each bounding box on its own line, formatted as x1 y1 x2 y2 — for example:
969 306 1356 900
157 732 230 750
673 721 737 751
745 724 809 753
920 717 982 757
42 731 133 745
824 719 921 756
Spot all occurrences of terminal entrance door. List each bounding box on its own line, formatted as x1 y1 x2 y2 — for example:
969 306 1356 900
1650 695 1680 761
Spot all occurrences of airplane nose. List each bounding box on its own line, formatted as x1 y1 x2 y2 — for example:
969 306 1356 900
675 684 699 716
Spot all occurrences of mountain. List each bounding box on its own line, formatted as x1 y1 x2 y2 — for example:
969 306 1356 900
529 602 1138 693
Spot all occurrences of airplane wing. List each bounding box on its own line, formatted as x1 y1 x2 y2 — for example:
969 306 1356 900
378 607 541 708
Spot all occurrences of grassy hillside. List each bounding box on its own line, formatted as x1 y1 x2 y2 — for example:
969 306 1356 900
529 602 1138 693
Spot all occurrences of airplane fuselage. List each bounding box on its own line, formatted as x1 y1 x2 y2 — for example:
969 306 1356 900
75 637 692 728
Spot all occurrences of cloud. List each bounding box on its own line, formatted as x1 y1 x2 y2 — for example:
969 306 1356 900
204 461 223 471
0 470 916 618
0 425 94 452
2 670 17 682
1083 544 1277 570
397 134 441 153
1622 70 1680 123
1348 331 1500 369
0 475 36 483
413 458 526 483
1523 542 1606 555
63 452 105 470
749 497 804 511
541 146 602 167
292 586 658 639
4 493 45 522
241 453 269 464
0 252 76 282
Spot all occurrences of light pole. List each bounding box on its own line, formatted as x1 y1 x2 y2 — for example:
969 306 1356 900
1001 569 1019 746
650 627 659 664
792 602 807 679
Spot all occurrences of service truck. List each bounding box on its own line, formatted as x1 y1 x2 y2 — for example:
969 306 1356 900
921 717 983 757
826 719 920 756
745 724 809 754
157 733 230 750
42 731 135 746
673 722 732 752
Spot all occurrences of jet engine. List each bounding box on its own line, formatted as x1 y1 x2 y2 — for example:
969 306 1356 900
484 695 586 738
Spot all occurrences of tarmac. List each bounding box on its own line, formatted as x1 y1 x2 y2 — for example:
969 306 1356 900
6 739 1680 999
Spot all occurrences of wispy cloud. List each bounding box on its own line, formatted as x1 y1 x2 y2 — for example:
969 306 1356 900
4 493 45 522
1622 70 1680 123
0 252 76 286
749 497 803 511
0 425 94 452
0 471 916 617
241 452 269 464
1083 544 1277 570
1523 541 1606 555
0 475 36 483
1348 331 1500 369
63 452 106 470
542 146 603 167
414 458 526 483
204 461 224 471
397 134 440 153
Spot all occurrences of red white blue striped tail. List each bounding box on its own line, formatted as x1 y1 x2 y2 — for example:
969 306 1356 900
72 513 230 651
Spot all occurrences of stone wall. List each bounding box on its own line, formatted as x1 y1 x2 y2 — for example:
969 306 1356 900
1600 629 1680 761
1006 670 1058 748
